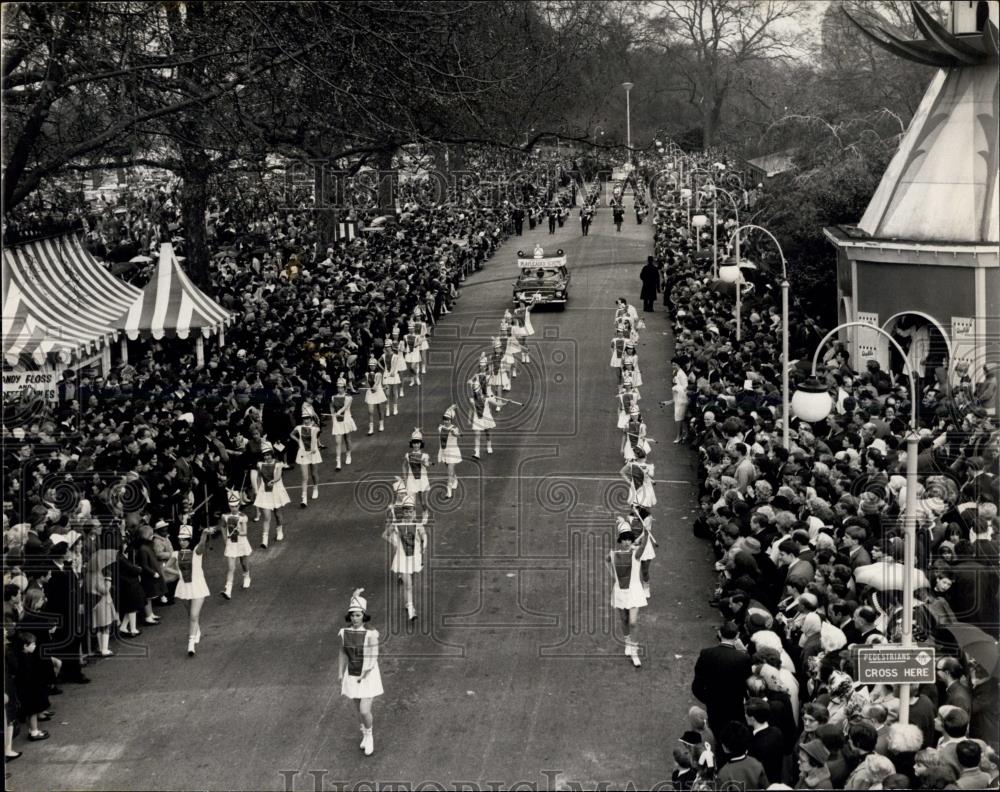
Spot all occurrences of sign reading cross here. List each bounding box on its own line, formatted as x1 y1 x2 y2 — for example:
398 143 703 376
856 645 936 685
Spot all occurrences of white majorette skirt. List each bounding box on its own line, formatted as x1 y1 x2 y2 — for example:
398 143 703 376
617 411 629 430
341 664 384 699
224 536 253 558
611 555 648 610
472 406 496 432
255 481 291 510
391 541 424 574
640 532 656 561
174 554 210 599
610 352 622 368
331 412 357 435
629 478 656 509
420 336 429 352
625 369 643 388
296 448 322 465
438 437 462 465
404 348 421 364
365 386 388 405
489 370 510 391
405 470 429 494
622 438 651 461
383 358 402 385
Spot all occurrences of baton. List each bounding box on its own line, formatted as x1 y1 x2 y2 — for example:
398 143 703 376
496 397 523 406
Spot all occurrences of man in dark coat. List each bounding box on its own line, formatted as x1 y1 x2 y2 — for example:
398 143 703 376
692 621 753 736
639 255 660 312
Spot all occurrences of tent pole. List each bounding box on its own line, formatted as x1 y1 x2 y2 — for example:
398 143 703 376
195 336 205 369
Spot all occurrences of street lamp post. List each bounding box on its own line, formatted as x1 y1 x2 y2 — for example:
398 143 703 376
730 224 788 448
622 82 634 160
792 321 920 725
704 184 740 279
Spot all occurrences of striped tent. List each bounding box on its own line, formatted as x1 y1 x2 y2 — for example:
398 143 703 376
3 235 140 366
115 242 231 340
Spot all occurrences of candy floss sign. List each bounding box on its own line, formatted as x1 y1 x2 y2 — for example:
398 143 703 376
2 370 58 401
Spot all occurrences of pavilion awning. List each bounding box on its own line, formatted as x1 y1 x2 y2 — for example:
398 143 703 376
3 235 141 366
115 242 231 340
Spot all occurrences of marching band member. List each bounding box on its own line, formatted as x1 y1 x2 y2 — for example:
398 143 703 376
252 441 290 547
173 522 215 656
501 312 519 380
470 352 494 398
413 306 430 375
379 336 403 415
607 517 650 667
220 490 252 600
382 496 426 621
469 378 503 458
338 589 383 756
620 447 657 510
489 337 511 393
632 506 657 599
363 356 387 435
403 321 422 386
616 372 641 430
622 404 653 461
437 405 462 498
614 297 639 330
512 296 537 364
291 412 322 507
621 340 643 388
330 376 356 470
402 429 431 518
610 327 627 382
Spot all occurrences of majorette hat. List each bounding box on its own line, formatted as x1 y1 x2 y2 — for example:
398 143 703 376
178 524 194 541
409 428 424 447
503 309 512 321
336 376 347 388
400 494 416 509
226 489 242 507
261 441 274 454
478 352 488 367
492 336 502 348
391 325 400 336
615 516 635 542
368 356 378 367
345 587 371 622
301 409 313 420
622 371 634 384
629 403 641 415
471 378 482 391
407 320 416 329
442 404 456 421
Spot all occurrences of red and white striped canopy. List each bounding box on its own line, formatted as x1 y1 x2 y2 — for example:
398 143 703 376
3 235 140 366
115 242 231 340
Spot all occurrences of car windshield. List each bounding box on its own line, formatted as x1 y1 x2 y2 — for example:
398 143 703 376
520 268 561 280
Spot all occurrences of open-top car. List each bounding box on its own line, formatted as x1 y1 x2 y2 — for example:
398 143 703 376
513 245 570 309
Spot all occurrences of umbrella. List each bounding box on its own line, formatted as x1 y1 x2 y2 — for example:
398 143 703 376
129 254 152 263
853 561 930 592
944 623 999 678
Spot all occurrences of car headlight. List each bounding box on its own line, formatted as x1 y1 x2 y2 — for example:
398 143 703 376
555 290 564 297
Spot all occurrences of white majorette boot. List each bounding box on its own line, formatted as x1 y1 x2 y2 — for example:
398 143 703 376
486 442 493 454
378 420 384 432
362 727 374 756
312 485 319 500
187 637 196 657
346 451 352 465
367 422 374 436
243 573 251 589
393 404 399 415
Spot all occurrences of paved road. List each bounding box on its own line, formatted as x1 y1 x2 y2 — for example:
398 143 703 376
11 202 718 791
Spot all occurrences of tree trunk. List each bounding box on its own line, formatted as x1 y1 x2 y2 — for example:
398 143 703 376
180 153 211 288
315 165 340 248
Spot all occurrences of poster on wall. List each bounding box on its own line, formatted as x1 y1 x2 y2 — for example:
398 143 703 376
2 369 59 402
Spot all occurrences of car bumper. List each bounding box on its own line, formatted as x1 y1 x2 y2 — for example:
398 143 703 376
513 295 567 304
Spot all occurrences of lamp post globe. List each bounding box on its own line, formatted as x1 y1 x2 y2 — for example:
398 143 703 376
718 263 741 283
691 214 709 229
791 378 834 423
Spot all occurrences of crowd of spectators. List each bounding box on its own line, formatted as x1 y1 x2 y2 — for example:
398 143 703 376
1 147 578 759
652 155 1000 789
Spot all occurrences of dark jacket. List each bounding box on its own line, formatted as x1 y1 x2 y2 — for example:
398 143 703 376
750 724 785 784
692 642 753 731
639 262 661 301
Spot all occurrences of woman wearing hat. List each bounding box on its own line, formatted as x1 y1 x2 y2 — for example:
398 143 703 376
291 413 322 508
402 429 431 518
620 447 656 509
616 373 641 430
500 314 519 381
382 496 426 621
329 377 356 470
412 307 430 375
469 352 493 398
220 490 252 599
622 404 652 462
620 340 643 388
610 327 627 382
469 377 505 459
403 322 422 386
362 356 388 436
438 406 462 498
338 588 383 756
488 337 511 393
607 517 650 667
379 334 404 415
173 523 214 656
253 441 290 548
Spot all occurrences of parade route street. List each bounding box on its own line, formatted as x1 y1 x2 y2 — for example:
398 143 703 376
10 202 719 792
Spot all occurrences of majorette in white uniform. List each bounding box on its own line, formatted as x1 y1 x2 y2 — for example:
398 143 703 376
364 359 388 406
174 525 211 600
610 330 627 370
253 443 291 510
471 353 494 398
610 519 649 611
616 373 641 430
622 404 652 461
621 452 656 509
511 298 536 364
330 381 357 435
470 381 498 432
222 494 252 560
339 588 383 760
293 415 323 466
489 337 511 392
403 321 422 385
381 338 402 386
386 498 426 576
403 429 430 495
621 340 642 388
438 405 461 497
